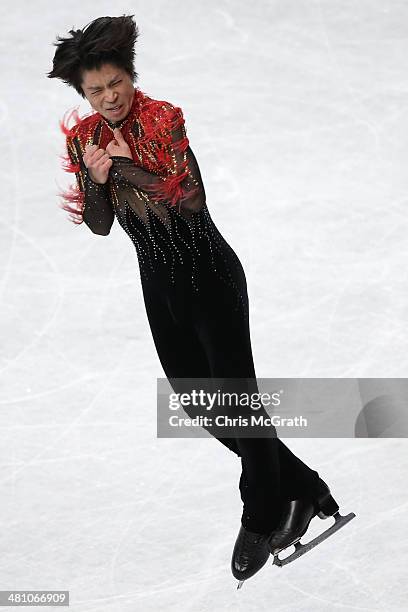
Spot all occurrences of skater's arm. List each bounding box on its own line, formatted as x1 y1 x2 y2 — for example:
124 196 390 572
109 106 205 210
66 135 115 235
82 171 114 236
109 156 166 190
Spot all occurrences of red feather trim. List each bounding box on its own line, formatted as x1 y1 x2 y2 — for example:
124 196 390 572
144 105 198 208
143 170 188 208
59 107 80 136
57 182 84 203
57 184 85 224
59 106 94 136
60 151 80 173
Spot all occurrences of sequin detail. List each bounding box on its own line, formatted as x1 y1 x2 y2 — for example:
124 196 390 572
110 187 248 317
58 90 248 316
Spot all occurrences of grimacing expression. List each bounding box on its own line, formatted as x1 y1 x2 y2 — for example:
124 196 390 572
81 63 135 121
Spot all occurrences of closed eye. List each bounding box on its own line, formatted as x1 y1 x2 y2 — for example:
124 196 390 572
92 80 122 95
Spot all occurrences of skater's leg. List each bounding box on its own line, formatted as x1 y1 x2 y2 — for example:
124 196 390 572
277 439 320 499
189 271 321 509
192 290 283 532
141 280 240 457
191 279 321 530
235 437 281 532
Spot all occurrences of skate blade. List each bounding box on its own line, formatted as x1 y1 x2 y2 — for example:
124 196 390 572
272 511 356 568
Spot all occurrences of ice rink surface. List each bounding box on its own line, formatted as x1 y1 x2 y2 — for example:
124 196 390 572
1 0 408 610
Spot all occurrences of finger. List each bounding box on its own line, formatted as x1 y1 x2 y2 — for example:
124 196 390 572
89 149 106 164
85 144 97 154
87 145 104 155
84 149 97 166
97 159 112 176
85 147 101 163
95 153 110 167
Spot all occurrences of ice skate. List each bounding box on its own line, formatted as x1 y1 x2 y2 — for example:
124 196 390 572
268 478 356 567
231 525 272 589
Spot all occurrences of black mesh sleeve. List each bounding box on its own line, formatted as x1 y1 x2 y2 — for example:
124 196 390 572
67 135 115 235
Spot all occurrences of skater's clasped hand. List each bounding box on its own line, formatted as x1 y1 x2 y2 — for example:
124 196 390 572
83 129 132 184
84 144 113 185
105 128 133 159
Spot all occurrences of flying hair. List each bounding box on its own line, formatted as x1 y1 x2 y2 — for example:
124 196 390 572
47 15 140 97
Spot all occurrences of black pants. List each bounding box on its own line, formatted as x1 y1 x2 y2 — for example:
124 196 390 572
141 257 320 534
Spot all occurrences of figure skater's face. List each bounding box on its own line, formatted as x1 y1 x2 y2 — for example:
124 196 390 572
81 63 135 122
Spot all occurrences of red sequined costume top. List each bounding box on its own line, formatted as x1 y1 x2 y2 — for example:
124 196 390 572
58 87 247 314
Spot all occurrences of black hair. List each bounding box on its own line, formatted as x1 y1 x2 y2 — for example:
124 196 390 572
47 15 140 97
